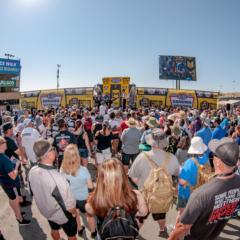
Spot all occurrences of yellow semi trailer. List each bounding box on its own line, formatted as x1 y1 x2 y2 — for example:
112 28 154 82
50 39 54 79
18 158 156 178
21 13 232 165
20 77 218 110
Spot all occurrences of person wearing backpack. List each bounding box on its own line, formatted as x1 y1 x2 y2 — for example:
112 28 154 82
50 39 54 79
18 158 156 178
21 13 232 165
85 158 148 240
128 128 179 237
177 136 208 222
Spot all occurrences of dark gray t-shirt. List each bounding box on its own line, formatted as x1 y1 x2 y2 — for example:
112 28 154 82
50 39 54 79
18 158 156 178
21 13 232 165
121 127 142 154
180 175 240 240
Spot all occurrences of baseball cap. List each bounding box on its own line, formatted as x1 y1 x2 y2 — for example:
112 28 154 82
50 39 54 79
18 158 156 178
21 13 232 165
33 139 54 160
209 137 239 167
2 122 13 133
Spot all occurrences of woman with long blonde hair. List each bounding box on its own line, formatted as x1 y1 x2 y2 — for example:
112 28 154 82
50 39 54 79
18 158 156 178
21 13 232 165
61 144 94 237
86 158 148 239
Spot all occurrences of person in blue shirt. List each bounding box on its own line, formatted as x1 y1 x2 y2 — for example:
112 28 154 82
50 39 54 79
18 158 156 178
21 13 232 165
196 118 212 161
211 118 227 140
176 136 208 223
60 144 94 237
196 119 212 148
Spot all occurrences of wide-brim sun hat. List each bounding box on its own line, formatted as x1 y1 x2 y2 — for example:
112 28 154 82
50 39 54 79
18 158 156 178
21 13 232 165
146 117 159 128
177 110 186 119
126 118 137 127
167 114 177 122
188 136 208 155
171 124 181 136
145 128 168 149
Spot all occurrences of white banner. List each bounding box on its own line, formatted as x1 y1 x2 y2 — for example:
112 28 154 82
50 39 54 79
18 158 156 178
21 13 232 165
170 94 194 108
41 94 62 108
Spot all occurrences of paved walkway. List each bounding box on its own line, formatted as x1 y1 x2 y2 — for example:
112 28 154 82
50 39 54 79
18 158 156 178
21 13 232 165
0 162 239 239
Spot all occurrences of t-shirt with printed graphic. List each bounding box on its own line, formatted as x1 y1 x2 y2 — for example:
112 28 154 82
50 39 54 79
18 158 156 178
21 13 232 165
53 130 77 161
67 118 75 133
180 175 240 240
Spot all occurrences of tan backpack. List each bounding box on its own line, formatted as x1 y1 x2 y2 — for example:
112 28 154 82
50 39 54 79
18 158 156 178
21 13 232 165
141 152 174 214
190 158 215 191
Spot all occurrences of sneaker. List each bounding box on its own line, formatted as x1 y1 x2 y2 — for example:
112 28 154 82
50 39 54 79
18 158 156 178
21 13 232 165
91 230 97 238
20 201 32 207
17 218 31 226
78 226 85 237
159 227 169 238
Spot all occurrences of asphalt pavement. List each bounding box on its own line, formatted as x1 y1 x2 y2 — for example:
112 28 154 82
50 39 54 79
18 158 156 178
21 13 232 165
0 162 239 240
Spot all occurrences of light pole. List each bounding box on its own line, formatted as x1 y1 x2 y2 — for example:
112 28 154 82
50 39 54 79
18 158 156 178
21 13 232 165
232 80 236 94
57 64 61 90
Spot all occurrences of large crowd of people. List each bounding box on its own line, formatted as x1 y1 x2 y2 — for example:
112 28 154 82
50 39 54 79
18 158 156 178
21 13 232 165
0 102 240 240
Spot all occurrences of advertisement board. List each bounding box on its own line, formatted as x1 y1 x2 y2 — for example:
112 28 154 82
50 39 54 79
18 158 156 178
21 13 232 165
0 80 16 87
0 58 21 75
65 88 93 95
22 91 40 98
143 88 168 96
166 90 197 108
170 93 194 108
159 55 196 81
40 93 62 108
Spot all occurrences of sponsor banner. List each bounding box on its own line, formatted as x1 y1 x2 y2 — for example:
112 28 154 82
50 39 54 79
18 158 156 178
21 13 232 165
195 90 217 98
21 100 36 109
65 88 93 95
40 93 62 108
200 101 209 109
69 98 79 105
0 58 21 75
21 91 40 98
111 78 121 83
143 88 168 96
170 93 194 108
0 80 16 87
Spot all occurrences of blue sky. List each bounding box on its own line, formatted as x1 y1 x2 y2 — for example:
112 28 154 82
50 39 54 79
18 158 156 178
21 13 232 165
0 0 239 92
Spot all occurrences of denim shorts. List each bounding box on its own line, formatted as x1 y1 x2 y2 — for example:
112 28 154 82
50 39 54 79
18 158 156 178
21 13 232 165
122 152 139 166
79 148 89 158
177 197 188 209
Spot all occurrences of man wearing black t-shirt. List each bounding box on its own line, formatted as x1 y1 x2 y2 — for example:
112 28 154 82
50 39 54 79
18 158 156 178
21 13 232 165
2 122 31 207
169 138 240 240
3 123 22 161
53 118 77 168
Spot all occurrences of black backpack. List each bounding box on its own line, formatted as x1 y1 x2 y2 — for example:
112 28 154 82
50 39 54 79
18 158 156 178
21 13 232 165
98 206 139 240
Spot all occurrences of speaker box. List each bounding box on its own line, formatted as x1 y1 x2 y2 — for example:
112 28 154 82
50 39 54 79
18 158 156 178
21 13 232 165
226 103 231 111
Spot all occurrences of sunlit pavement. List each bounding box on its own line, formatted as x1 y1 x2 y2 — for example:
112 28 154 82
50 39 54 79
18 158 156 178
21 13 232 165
0 162 239 240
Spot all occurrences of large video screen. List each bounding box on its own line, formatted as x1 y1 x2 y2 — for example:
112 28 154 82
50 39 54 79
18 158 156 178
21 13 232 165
159 55 196 81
